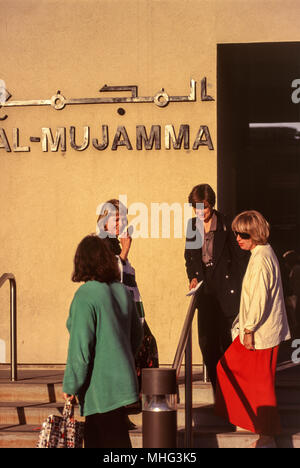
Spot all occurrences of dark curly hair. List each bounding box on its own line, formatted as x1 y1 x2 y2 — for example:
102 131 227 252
72 235 120 283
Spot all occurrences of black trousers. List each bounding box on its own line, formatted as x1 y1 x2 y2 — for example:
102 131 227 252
84 407 132 448
197 292 234 391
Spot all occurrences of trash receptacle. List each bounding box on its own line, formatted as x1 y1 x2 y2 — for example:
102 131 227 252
142 368 177 448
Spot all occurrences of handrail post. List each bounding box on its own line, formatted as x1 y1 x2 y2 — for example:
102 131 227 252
10 278 17 382
203 363 208 383
185 328 193 448
172 286 202 448
0 274 17 382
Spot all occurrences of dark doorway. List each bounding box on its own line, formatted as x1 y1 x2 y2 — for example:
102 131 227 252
217 42 300 259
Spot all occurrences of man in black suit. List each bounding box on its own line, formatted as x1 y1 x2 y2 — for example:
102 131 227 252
185 184 249 390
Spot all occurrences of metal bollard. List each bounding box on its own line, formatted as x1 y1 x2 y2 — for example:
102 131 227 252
142 368 177 448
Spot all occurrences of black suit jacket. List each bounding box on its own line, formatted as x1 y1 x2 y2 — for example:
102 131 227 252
184 210 249 320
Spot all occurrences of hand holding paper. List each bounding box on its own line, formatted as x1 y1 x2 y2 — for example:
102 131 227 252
186 280 203 296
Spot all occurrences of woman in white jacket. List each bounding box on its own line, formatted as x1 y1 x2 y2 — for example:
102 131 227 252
215 210 290 448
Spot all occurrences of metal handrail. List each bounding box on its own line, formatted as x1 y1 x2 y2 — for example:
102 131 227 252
172 294 198 379
172 294 197 448
172 285 208 448
0 273 17 381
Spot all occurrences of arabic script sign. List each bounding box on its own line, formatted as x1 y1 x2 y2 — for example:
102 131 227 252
0 78 213 120
0 78 215 152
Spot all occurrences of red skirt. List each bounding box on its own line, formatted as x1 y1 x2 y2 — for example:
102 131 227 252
215 336 281 435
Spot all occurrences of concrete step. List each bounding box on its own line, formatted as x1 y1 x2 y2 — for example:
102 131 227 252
2 379 299 407
0 382 63 403
1 400 299 430
0 424 143 449
181 381 300 406
275 381 300 406
0 425 41 448
178 382 214 405
1 362 299 448
1 424 300 449
178 427 300 449
134 403 300 429
0 401 84 425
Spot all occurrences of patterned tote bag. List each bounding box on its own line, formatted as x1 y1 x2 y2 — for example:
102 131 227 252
37 399 85 448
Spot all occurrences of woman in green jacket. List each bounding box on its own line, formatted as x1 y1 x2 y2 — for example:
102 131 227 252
63 235 143 448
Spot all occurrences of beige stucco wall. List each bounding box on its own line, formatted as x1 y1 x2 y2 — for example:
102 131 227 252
0 0 300 364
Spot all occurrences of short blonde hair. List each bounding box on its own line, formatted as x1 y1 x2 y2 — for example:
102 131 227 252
97 198 127 227
97 199 121 224
232 210 270 245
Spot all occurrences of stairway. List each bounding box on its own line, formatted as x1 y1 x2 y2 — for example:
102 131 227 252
0 341 299 448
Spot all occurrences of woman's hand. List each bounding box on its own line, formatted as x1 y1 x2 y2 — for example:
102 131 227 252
189 278 198 290
120 230 132 261
63 393 76 403
243 330 255 351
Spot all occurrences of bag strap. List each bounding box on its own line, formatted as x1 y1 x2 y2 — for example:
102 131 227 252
62 399 75 419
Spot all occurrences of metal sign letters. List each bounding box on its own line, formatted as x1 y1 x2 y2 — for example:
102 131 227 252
0 78 213 121
0 77 215 152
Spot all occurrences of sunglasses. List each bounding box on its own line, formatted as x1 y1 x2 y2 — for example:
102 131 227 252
234 231 251 240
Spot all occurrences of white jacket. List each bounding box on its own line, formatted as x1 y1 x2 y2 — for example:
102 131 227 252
232 244 290 349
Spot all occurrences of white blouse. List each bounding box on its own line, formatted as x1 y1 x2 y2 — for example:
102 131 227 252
232 244 291 349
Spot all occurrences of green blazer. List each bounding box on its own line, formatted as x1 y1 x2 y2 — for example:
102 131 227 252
63 280 143 416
